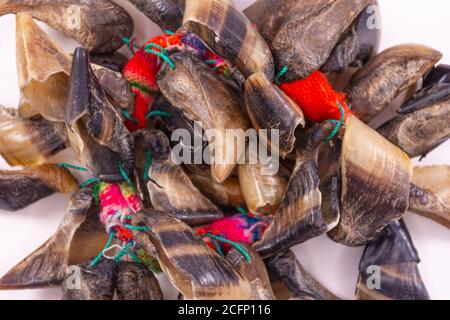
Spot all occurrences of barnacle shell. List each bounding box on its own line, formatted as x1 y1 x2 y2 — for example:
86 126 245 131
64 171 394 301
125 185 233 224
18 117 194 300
0 187 106 289
129 0 184 31
90 51 129 73
183 0 274 80
328 116 413 246
131 209 253 300
157 52 249 183
0 165 78 212
254 123 338 258
116 261 164 300
265 250 339 300
272 0 371 82
0 106 67 167
244 72 305 158
136 130 223 225
62 258 116 300
322 1 381 74
244 0 299 43
226 243 275 300
378 81 450 158
16 14 133 121
66 48 135 182
1 0 133 54
356 220 430 300
346 44 442 123
16 13 72 121
409 166 450 229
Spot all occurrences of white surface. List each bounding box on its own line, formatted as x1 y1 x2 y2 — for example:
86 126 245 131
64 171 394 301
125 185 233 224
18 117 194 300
0 0 449 300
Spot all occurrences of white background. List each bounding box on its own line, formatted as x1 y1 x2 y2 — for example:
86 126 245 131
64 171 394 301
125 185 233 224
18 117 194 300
0 0 449 300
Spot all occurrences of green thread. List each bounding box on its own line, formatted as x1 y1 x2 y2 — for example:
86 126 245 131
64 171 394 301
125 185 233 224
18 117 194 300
92 182 101 202
236 207 248 216
124 224 151 232
89 231 116 268
146 110 172 119
130 81 156 96
118 161 134 188
212 238 224 257
202 233 251 263
325 101 345 142
122 37 140 55
127 250 142 264
164 29 175 35
114 242 134 264
144 44 175 70
122 110 139 124
143 149 153 181
145 43 170 57
57 163 88 172
275 66 289 85
205 59 217 64
80 177 101 188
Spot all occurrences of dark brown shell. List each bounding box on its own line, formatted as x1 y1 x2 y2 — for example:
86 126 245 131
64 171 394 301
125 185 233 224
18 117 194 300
321 1 381 73
183 0 274 80
244 0 298 43
346 44 442 123
378 85 450 158
136 130 224 225
244 72 305 158
328 116 413 246
272 0 371 82
1 0 133 54
129 0 184 31
130 209 252 299
157 52 249 183
0 186 106 289
92 64 135 114
226 243 275 300
356 220 429 300
66 48 135 182
0 106 67 167
62 258 116 300
116 261 164 300
265 250 339 300
90 51 129 73
0 165 78 212
254 123 337 258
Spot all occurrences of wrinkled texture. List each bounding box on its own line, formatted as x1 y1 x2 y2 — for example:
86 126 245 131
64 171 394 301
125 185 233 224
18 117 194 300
158 52 249 183
346 44 442 123
0 165 78 212
129 0 183 31
183 0 274 80
1 0 133 54
116 261 164 300
272 0 371 82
